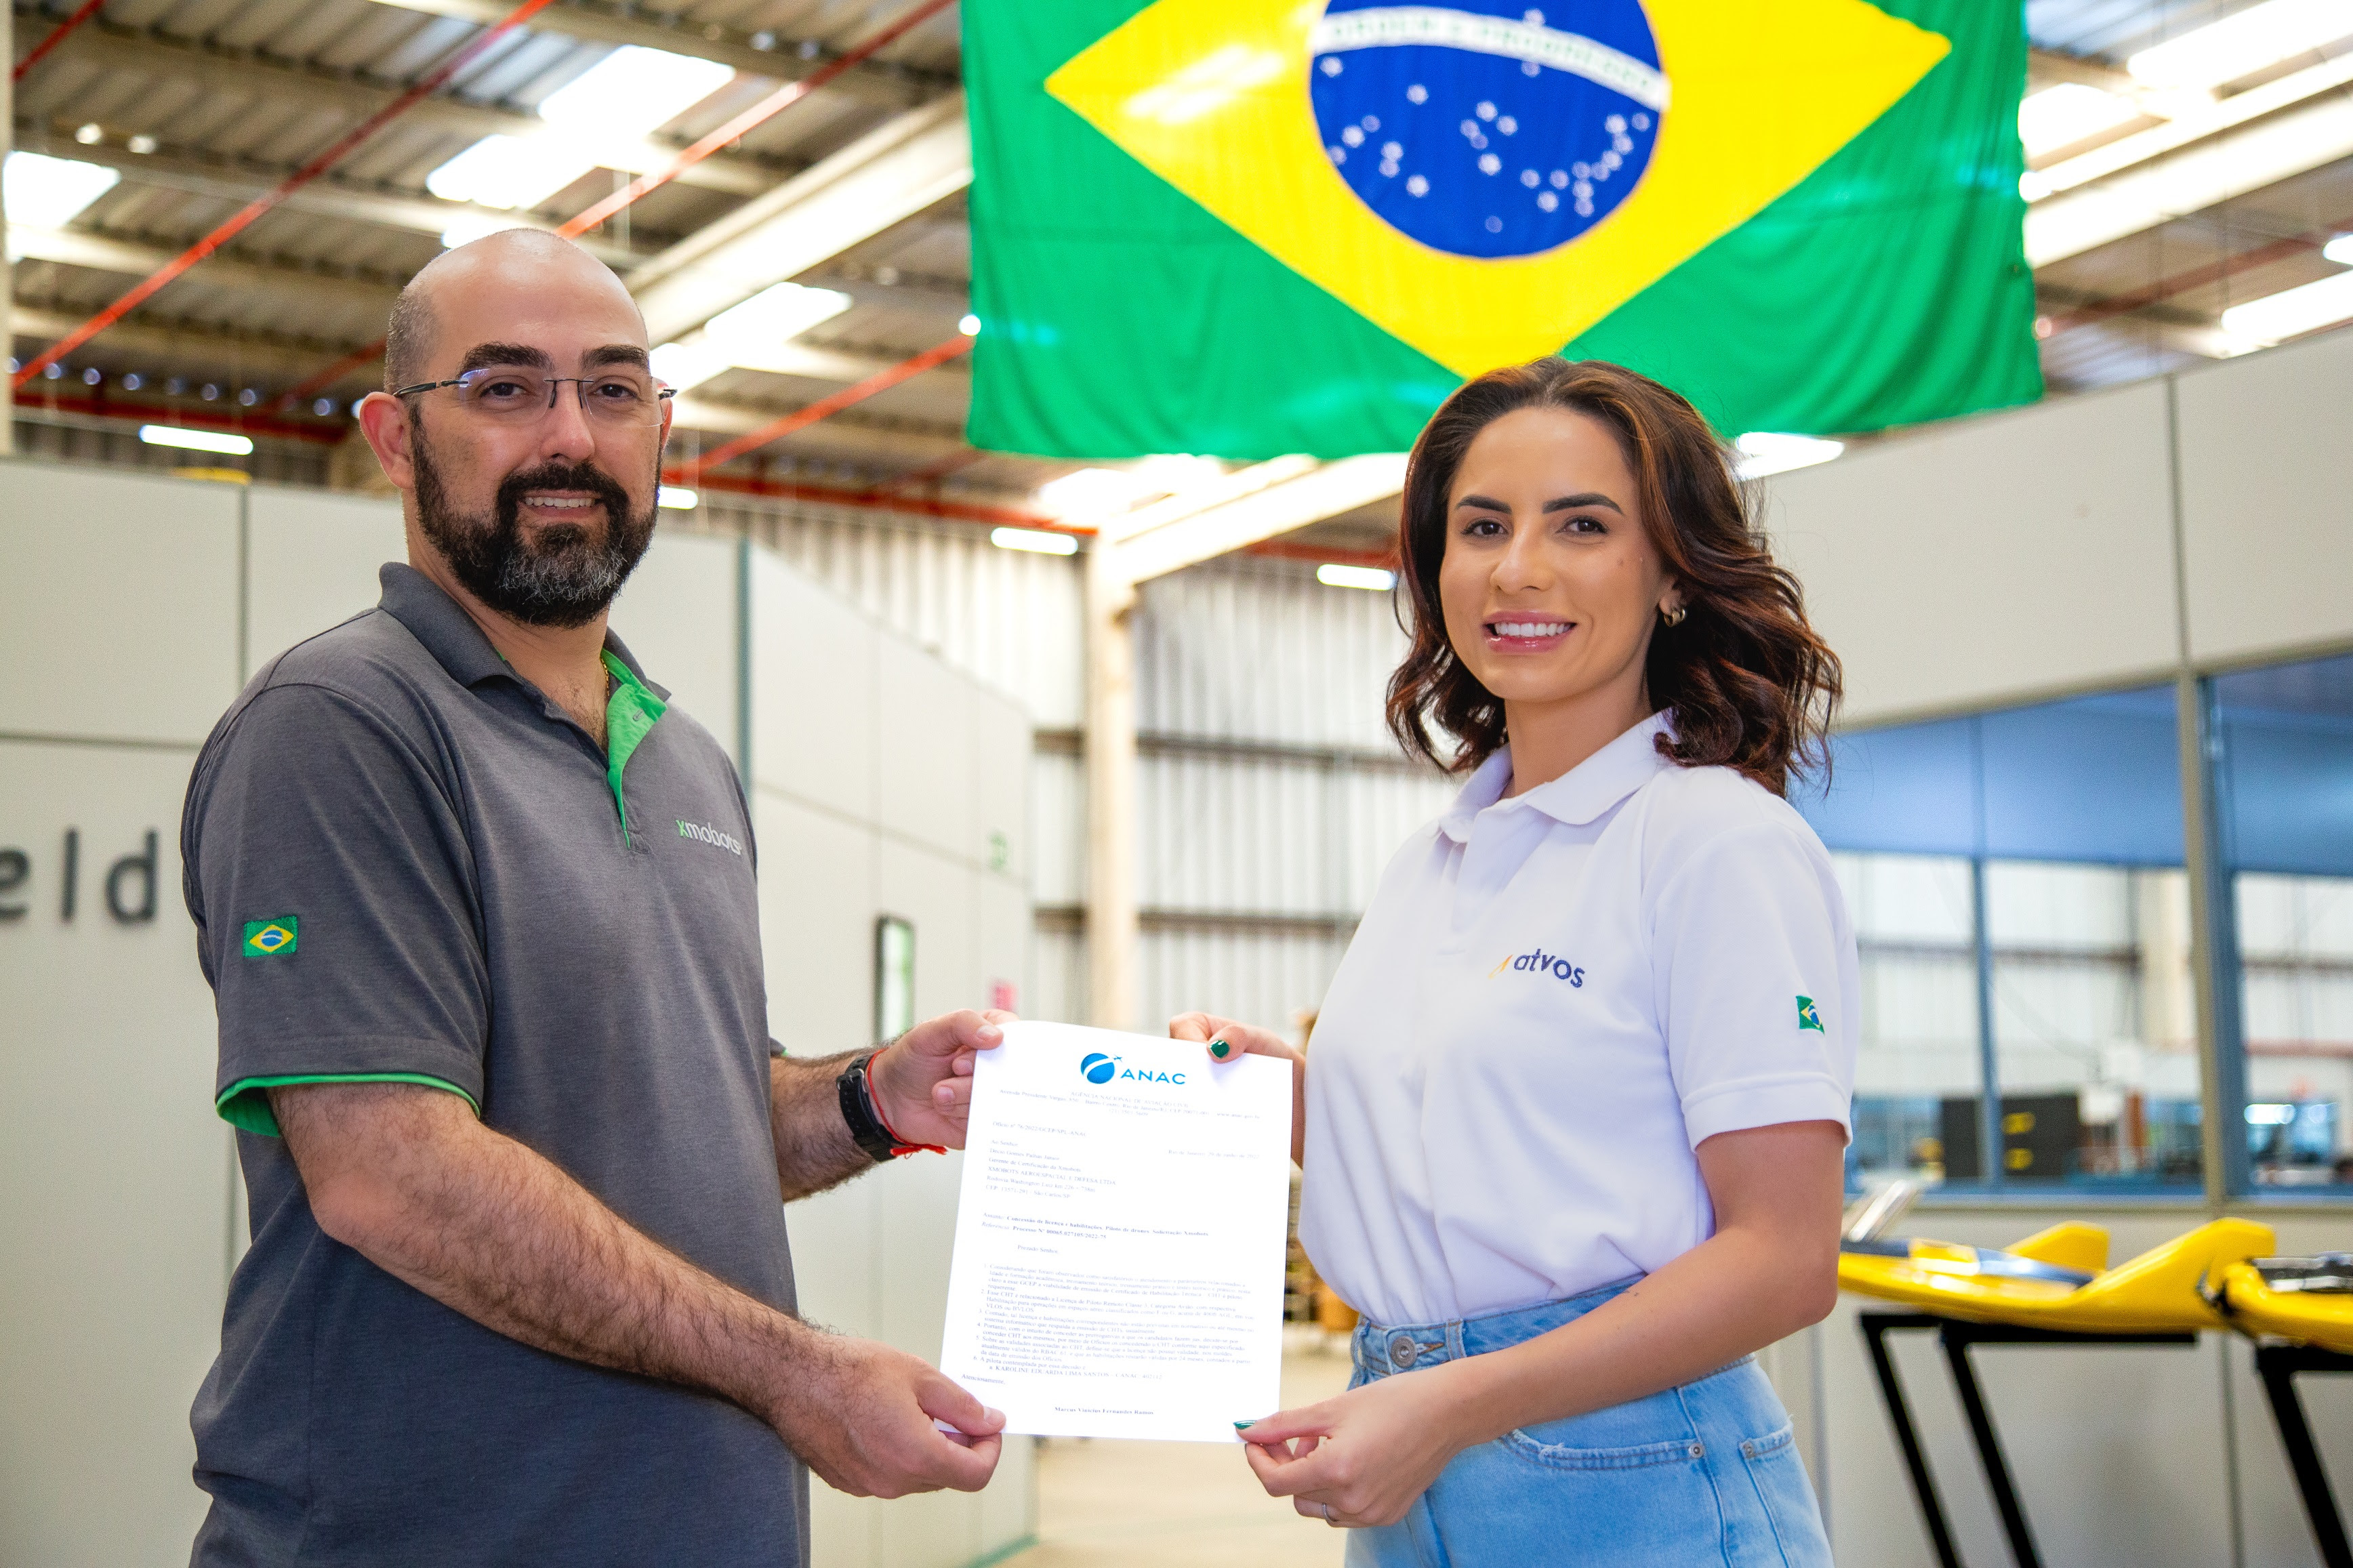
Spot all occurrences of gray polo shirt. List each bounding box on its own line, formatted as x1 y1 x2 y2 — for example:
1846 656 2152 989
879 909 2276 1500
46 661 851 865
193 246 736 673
180 563 806 1567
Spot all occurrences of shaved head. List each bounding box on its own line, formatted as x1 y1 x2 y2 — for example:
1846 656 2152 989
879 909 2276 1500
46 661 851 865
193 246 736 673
384 229 643 390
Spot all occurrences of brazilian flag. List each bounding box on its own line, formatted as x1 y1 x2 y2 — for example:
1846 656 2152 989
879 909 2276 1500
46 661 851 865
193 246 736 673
966 0 2041 458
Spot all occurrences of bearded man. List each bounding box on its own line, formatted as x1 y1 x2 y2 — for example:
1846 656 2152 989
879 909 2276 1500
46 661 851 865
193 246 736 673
178 230 1003 1568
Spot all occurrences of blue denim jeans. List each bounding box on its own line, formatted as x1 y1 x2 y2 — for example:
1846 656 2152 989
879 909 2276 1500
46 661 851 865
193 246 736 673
1341 1281 1833 1567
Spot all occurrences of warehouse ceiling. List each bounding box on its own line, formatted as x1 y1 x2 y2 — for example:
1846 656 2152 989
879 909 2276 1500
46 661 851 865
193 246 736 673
9 0 2353 556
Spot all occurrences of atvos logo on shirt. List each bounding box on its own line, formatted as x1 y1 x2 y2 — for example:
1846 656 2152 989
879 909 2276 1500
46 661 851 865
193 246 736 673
1488 946 1586 988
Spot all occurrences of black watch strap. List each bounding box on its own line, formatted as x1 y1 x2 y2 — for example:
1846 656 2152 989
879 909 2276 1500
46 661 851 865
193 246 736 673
836 1052 900 1163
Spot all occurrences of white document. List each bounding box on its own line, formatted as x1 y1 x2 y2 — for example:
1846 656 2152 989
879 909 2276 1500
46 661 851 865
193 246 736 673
938 1020 1294 1443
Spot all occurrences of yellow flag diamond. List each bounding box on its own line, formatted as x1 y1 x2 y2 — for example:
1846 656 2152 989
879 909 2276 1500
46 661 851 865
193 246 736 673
1049 0 1950 377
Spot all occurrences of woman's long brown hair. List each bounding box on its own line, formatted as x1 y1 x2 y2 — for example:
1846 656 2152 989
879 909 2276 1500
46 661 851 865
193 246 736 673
1384 357 1842 797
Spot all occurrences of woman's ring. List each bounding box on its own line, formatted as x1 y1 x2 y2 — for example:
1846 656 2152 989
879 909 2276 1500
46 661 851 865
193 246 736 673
1319 1501 1337 1525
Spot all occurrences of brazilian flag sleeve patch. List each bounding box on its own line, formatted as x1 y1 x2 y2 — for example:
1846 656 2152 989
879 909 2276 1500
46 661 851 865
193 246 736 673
242 917 299 958
1796 995 1824 1033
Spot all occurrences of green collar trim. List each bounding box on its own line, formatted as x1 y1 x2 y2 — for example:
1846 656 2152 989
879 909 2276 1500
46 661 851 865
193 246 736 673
602 649 668 844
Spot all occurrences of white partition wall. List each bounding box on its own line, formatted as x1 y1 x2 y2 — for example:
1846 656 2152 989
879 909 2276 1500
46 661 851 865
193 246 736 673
0 462 243 1567
746 548 1037 1568
1764 378 2182 726
0 458 1034 1568
2177 329 2353 668
1753 325 2353 1568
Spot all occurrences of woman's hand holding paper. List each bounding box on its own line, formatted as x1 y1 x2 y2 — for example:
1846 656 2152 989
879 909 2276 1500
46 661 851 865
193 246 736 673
1168 1012 1307 1166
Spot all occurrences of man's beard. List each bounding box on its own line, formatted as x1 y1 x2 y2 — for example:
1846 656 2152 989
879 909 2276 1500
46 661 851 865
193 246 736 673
412 421 657 629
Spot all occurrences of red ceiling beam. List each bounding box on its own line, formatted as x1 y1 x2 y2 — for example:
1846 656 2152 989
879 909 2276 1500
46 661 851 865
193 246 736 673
685 470 1073 532
12 0 562 391
12 0 106 82
1244 537 1399 569
666 335 973 482
270 0 962 404
558 0 957 237
2046 210 2353 337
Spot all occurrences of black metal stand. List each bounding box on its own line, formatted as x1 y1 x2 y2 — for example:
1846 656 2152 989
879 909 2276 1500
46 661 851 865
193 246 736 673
1860 1310 2196 1568
2253 1342 2353 1568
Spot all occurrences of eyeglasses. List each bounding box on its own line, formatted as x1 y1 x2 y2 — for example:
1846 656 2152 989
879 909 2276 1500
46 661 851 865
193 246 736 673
393 366 675 428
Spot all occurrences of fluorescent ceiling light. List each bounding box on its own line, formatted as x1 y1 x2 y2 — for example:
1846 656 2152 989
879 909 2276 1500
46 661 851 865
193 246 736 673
1097 454 1321 545
1124 44 1287 125
991 527 1080 556
657 484 700 510
425 134 588 210
538 46 733 136
2219 268 2353 344
650 339 731 392
2026 79 2353 263
426 45 732 213
703 281 853 352
1130 453 1224 493
140 425 253 455
2030 48 2353 205
2018 83 2143 159
654 284 854 387
2325 234 2353 264
440 213 529 250
1036 467 1161 518
1112 453 1410 585
3 151 121 228
2129 0 2353 92
1733 432 1844 480
1036 455 1233 524
1317 562 1395 591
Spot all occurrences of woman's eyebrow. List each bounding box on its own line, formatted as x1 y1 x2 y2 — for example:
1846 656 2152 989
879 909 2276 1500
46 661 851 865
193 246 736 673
1454 493 1509 511
1542 492 1623 514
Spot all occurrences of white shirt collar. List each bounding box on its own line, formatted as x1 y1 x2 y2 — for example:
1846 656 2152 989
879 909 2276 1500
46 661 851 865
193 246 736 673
1437 710 1677 842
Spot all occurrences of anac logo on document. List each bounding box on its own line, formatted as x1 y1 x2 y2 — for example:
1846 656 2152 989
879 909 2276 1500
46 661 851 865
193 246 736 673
1079 1052 1188 1088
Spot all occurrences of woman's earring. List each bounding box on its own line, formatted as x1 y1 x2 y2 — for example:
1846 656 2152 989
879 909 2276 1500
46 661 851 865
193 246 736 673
1660 604 1687 627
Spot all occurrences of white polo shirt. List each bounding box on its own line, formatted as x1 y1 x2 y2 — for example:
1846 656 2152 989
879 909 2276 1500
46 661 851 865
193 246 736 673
1300 711 1858 1328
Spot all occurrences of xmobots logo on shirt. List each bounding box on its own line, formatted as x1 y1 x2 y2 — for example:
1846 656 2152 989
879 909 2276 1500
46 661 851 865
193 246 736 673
676 819 743 856
1488 945 1584 988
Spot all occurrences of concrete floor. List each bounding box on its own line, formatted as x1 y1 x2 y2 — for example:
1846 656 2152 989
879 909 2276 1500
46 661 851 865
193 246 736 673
998 1346 1357 1568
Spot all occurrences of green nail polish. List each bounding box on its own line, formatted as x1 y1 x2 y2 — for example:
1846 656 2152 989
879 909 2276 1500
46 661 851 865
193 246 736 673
1233 1419 1255 1430
1212 1039 1231 1058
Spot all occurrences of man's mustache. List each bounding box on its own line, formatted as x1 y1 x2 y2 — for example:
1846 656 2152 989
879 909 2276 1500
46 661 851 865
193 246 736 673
495 461 635 526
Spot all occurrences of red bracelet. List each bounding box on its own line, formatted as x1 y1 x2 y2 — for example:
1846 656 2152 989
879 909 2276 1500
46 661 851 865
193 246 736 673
867 1054 947 1157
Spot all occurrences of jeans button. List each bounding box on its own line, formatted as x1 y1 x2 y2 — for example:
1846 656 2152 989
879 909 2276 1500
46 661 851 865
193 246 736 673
1389 1332 1418 1369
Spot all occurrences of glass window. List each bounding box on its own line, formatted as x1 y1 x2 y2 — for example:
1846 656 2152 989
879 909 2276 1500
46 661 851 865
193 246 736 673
2212 653 2353 1191
1801 684 2196 1193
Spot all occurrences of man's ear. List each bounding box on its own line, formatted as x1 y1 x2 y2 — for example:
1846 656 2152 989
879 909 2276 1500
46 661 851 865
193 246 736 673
355 392 417 491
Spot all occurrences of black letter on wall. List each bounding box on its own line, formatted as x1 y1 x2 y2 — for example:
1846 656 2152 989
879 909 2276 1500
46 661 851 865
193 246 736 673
0 849 26 921
107 831 159 924
61 829 79 922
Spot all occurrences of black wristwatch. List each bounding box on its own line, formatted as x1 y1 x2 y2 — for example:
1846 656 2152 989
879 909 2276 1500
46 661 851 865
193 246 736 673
836 1052 907 1163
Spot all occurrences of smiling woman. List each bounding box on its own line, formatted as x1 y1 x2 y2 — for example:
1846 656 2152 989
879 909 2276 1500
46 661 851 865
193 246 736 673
1386 356 1842 794
1179 354 1856 1565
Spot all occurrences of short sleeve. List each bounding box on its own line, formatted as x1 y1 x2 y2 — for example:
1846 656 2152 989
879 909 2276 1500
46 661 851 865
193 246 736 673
184 684 488 1135
1651 814 1856 1149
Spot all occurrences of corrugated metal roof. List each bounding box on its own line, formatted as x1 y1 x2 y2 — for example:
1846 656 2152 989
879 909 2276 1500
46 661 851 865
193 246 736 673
16 0 2353 497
